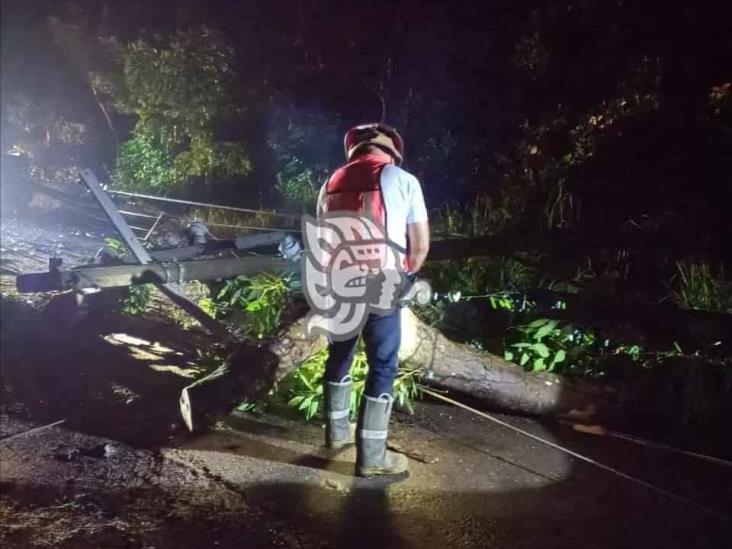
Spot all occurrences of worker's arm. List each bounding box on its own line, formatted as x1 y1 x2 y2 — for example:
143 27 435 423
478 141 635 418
406 220 430 273
405 173 429 273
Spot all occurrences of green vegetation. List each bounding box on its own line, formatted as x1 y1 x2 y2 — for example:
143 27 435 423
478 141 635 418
121 284 153 315
505 319 579 373
99 238 154 316
215 272 293 339
424 256 540 299
421 197 730 379
95 27 251 192
266 110 339 213
501 317 682 377
282 346 422 422
274 157 322 213
200 271 422 421
671 261 731 313
103 237 128 257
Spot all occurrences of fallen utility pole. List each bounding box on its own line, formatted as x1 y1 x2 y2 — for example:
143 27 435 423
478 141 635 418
17 255 291 293
16 170 301 344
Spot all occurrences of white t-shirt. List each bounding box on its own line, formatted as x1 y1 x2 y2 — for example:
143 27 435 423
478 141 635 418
379 164 428 250
317 164 428 251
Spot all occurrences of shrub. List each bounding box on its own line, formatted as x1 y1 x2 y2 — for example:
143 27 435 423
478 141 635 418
121 284 153 315
215 272 293 339
504 318 596 374
282 345 422 421
275 157 321 212
423 256 538 299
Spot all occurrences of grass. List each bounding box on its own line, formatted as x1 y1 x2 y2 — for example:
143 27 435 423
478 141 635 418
430 195 510 238
671 261 731 313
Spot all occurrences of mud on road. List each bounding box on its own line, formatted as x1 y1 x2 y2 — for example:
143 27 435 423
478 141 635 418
1 416 314 548
1 215 730 548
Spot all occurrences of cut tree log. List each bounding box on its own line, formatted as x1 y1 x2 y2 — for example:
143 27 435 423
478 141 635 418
182 306 620 428
396 308 619 417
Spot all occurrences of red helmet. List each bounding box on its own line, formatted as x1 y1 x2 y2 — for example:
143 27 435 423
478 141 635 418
344 123 404 165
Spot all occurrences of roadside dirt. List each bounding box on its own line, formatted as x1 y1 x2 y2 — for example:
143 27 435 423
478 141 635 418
1 215 730 548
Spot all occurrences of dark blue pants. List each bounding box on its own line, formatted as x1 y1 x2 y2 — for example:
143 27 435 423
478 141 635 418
324 309 402 397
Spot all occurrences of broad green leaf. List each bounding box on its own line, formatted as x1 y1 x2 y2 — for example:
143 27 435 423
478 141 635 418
530 343 550 357
307 400 319 420
535 320 559 340
297 372 314 391
551 349 566 365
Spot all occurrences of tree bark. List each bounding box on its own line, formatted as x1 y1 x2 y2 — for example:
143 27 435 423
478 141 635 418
185 306 620 421
90 83 119 153
395 309 618 416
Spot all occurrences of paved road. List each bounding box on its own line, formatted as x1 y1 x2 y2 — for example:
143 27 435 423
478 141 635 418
2 393 730 548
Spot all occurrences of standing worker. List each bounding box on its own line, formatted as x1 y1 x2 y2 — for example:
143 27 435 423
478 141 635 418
317 123 430 477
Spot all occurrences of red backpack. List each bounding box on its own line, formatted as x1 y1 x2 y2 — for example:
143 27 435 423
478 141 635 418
321 153 391 226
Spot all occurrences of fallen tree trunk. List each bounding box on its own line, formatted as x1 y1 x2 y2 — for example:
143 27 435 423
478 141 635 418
184 306 620 423
396 309 619 416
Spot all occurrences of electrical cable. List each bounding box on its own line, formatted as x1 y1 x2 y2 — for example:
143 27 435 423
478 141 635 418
419 386 729 521
105 189 301 220
0 419 67 443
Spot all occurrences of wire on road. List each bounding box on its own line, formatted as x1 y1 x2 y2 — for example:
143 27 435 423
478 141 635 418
419 386 729 521
0 419 67 443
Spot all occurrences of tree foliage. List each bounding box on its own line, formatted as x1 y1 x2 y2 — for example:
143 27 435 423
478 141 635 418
96 26 251 191
266 108 340 212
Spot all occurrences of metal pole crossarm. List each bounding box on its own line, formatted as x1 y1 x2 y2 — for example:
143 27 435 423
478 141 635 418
78 170 235 342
